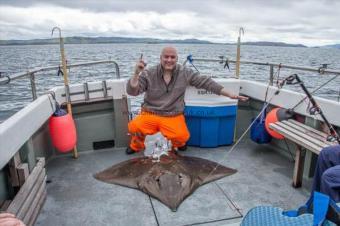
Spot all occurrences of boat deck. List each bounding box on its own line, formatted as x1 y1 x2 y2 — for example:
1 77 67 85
35 139 311 226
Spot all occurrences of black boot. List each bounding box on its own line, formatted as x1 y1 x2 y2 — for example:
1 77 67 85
177 145 187 151
126 147 137 155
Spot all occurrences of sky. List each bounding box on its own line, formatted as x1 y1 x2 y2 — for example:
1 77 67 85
0 0 339 46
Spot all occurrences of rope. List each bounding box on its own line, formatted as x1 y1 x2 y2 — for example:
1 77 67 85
263 63 281 103
203 90 280 181
283 138 295 162
264 81 270 104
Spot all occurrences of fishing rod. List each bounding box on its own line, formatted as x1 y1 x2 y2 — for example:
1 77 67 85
52 27 79 158
279 74 340 144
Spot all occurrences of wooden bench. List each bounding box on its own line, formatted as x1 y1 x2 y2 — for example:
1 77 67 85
269 119 337 188
6 157 47 226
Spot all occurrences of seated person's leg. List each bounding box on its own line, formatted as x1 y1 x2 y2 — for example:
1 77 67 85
128 113 159 152
159 114 190 149
320 165 340 202
312 145 340 192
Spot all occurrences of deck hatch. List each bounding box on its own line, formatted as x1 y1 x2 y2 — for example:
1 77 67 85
93 140 115 150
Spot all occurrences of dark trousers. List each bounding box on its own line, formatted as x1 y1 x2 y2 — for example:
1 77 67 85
312 145 340 202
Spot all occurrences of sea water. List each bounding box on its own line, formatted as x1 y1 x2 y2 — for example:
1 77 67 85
1 43 340 122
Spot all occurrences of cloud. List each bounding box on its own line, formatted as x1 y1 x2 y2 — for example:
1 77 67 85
0 0 339 46
0 5 233 42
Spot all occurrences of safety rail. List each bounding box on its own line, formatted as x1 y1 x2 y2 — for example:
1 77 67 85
183 57 340 85
0 60 120 100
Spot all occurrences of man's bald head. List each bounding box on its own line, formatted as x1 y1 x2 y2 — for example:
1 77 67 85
160 46 178 72
161 46 178 57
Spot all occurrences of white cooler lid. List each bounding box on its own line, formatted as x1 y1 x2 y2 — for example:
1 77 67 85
185 99 238 107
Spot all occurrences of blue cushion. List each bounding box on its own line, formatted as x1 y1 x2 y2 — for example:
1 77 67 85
241 206 336 226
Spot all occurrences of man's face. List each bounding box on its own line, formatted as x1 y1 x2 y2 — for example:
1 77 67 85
160 48 178 71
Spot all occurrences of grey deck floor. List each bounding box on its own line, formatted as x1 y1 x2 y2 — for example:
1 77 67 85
36 139 311 226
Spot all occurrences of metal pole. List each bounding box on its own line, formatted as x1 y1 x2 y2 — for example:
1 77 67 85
182 58 340 77
235 27 244 78
52 27 78 159
269 65 274 86
29 73 37 100
0 60 121 85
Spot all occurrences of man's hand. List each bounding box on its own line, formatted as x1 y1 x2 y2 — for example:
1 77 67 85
220 88 249 101
134 59 147 76
234 95 249 102
0 213 25 226
130 59 147 88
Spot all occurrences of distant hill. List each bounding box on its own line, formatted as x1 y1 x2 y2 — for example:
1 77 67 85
242 41 306 48
0 37 312 47
321 44 340 49
0 36 212 45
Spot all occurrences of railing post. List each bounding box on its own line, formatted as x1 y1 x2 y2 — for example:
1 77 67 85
29 73 37 100
269 65 274 86
102 81 108 98
235 27 244 79
113 62 120 79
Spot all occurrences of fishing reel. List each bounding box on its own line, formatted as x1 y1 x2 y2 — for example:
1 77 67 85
326 135 337 142
284 74 302 85
279 73 340 145
187 54 194 64
278 74 299 88
309 106 321 115
186 54 200 73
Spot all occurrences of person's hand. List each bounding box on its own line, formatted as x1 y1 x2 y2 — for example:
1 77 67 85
234 95 249 102
134 59 147 76
0 213 25 226
130 58 147 88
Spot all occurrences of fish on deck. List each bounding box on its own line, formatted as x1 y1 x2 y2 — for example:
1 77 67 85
94 151 237 211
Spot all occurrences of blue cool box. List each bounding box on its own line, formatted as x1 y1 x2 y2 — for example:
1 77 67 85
184 105 237 147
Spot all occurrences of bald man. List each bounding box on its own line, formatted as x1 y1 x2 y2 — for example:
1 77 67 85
126 47 248 154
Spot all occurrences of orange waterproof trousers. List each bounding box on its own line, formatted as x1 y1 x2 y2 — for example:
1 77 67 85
128 112 190 152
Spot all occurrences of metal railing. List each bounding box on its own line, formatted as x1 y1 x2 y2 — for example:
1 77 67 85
0 60 120 100
183 57 340 85
2 57 340 101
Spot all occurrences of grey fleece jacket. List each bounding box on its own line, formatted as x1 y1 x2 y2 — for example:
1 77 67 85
126 64 224 116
